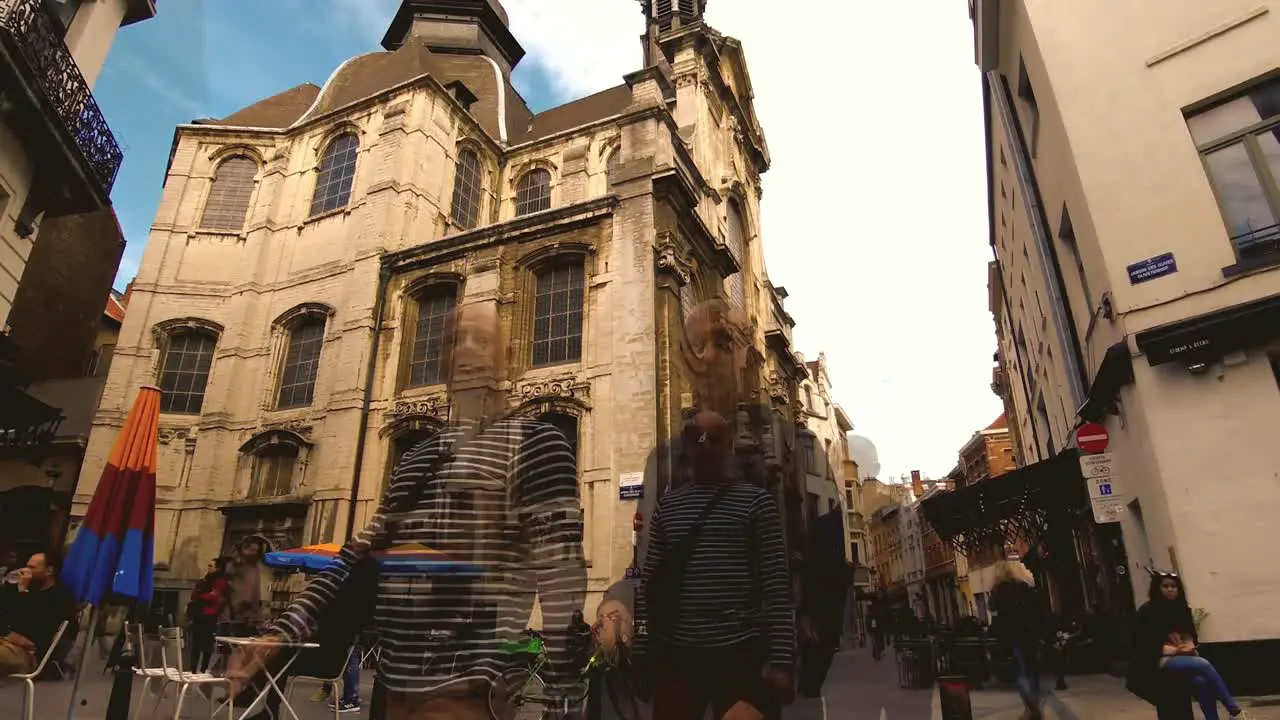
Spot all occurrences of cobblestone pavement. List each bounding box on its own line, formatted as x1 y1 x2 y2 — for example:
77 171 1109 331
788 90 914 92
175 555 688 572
7 644 1280 719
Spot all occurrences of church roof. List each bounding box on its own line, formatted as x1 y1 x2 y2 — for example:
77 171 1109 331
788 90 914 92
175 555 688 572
512 84 632 145
216 83 321 129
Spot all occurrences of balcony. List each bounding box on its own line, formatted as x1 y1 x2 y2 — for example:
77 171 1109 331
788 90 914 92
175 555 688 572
0 0 123 216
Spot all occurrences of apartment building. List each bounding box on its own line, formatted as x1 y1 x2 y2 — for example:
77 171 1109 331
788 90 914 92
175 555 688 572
972 0 1280 690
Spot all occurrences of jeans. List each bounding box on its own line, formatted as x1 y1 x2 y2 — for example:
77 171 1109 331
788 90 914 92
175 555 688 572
1161 655 1239 720
1011 646 1041 711
322 645 361 705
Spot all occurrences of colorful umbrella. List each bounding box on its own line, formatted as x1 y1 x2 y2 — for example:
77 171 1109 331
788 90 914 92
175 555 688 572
62 386 158 604
265 541 480 574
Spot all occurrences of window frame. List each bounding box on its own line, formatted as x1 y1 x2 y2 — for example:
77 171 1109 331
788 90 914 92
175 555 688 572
1187 78 1280 270
530 261 586 368
248 444 299 498
275 316 326 410
403 284 459 389
515 168 553 217
450 145 485 230
156 329 218 415
199 155 259 232
309 131 360 217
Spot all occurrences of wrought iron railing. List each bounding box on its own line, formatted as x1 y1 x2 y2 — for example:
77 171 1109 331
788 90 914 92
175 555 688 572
0 0 123 195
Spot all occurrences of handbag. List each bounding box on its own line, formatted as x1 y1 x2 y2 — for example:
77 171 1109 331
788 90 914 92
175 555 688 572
643 485 733 637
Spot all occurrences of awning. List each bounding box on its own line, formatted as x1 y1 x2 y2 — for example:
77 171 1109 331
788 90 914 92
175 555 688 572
1078 341 1135 422
919 449 1088 555
1135 292 1280 366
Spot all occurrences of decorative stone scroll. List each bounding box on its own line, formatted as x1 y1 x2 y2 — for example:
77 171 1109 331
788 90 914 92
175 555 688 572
158 427 192 445
387 395 447 419
516 375 590 404
263 419 313 435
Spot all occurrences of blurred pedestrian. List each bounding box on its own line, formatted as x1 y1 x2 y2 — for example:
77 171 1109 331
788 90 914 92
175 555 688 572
990 559 1046 720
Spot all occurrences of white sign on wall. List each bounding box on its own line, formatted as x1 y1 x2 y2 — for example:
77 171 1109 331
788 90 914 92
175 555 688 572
619 472 644 500
1080 453 1125 523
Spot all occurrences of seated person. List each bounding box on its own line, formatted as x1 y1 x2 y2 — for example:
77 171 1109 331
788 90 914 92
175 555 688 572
0 551 77 676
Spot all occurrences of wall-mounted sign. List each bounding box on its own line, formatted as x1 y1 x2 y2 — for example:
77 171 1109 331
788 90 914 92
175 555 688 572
1080 453 1124 523
1127 252 1178 285
619 472 644 500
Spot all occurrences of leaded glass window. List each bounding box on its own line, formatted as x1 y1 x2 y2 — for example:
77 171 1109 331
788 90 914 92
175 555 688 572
277 318 325 409
408 289 457 387
200 156 257 230
309 133 359 216
451 147 483 230
515 169 552 217
159 332 216 414
532 263 585 366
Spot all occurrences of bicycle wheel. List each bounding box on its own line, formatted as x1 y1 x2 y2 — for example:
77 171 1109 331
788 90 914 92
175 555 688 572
496 668 552 720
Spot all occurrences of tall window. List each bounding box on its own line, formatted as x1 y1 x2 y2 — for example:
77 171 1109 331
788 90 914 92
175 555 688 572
451 147 483 230
408 288 457 387
606 149 621 187
277 318 325 409
725 200 747 310
1187 76 1280 264
159 332 216 414
249 445 297 498
200 156 257 231
309 133 359 216
1017 57 1040 153
532 263 585 366
515 169 552 217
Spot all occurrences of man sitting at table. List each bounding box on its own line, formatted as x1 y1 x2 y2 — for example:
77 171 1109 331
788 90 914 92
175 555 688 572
0 551 77 676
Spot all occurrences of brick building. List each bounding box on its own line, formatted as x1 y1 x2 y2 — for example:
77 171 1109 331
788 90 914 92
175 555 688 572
77 0 811 616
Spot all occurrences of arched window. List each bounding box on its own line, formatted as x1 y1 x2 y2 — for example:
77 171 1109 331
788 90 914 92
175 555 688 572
606 149 621 184
538 411 579 467
725 200 747 309
249 444 298 498
309 132 359 216
515 169 552 217
200 156 257 230
276 317 326 409
407 287 457 387
532 262 584 366
451 146 483 230
158 331 217 414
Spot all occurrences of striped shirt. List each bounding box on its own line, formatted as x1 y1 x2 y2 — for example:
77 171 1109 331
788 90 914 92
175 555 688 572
272 417 587 694
634 481 795 665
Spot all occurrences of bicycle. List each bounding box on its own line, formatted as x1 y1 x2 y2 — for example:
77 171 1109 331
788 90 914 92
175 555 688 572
494 620 641 720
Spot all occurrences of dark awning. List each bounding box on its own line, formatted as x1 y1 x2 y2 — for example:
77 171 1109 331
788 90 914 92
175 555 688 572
1135 292 1280 367
919 449 1087 555
1078 341 1135 422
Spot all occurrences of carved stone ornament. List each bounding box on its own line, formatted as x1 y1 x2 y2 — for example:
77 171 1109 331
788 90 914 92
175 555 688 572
158 427 192 445
263 419 313 437
656 245 692 285
674 72 699 89
388 396 447 418
516 376 590 403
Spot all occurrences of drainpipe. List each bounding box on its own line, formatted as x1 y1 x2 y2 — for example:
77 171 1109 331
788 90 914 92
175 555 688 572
345 264 392 541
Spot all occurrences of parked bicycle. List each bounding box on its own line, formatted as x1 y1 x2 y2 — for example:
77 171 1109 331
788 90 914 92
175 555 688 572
494 621 641 720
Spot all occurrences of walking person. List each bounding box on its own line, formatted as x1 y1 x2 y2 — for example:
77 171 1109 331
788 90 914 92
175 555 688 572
797 504 852 698
869 609 886 661
990 559 1046 720
226 302 587 720
187 556 232 672
635 410 795 720
1127 570 1253 720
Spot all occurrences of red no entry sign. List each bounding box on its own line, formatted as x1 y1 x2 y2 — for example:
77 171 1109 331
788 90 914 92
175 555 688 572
1077 422 1110 454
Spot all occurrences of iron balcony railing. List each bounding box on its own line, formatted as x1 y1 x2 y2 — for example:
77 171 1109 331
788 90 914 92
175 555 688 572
0 0 123 195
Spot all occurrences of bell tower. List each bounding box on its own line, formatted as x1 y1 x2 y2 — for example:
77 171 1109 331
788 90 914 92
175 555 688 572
641 0 707 32
382 0 525 77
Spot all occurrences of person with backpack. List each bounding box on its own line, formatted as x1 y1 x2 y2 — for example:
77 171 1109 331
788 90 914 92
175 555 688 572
634 410 794 720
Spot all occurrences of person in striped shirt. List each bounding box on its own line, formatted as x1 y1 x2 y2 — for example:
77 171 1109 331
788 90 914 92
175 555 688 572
228 302 586 720
635 409 795 720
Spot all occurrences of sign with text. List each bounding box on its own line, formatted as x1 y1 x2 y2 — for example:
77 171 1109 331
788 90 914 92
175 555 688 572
619 472 644 500
1080 453 1125 523
1127 252 1178 285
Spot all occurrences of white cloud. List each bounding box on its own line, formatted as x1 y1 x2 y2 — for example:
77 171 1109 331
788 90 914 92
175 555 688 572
502 0 1006 479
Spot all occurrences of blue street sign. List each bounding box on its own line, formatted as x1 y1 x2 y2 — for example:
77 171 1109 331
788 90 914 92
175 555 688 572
1098 483 1113 496
1127 253 1178 285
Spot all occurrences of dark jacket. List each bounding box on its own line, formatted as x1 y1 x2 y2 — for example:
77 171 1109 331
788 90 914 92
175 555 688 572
990 579 1045 652
800 508 851 643
1126 600 1197 705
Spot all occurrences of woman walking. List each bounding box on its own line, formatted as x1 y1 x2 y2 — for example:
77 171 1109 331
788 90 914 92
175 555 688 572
990 559 1045 720
187 556 231 672
1128 570 1252 720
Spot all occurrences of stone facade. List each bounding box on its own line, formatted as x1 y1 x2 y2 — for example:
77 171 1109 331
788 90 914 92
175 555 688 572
76 0 807 615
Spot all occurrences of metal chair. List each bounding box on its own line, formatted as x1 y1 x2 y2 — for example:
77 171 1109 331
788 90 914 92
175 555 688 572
284 644 357 720
137 625 233 719
5 620 70 720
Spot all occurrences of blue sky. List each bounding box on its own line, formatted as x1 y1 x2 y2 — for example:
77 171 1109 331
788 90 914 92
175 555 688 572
97 0 566 289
